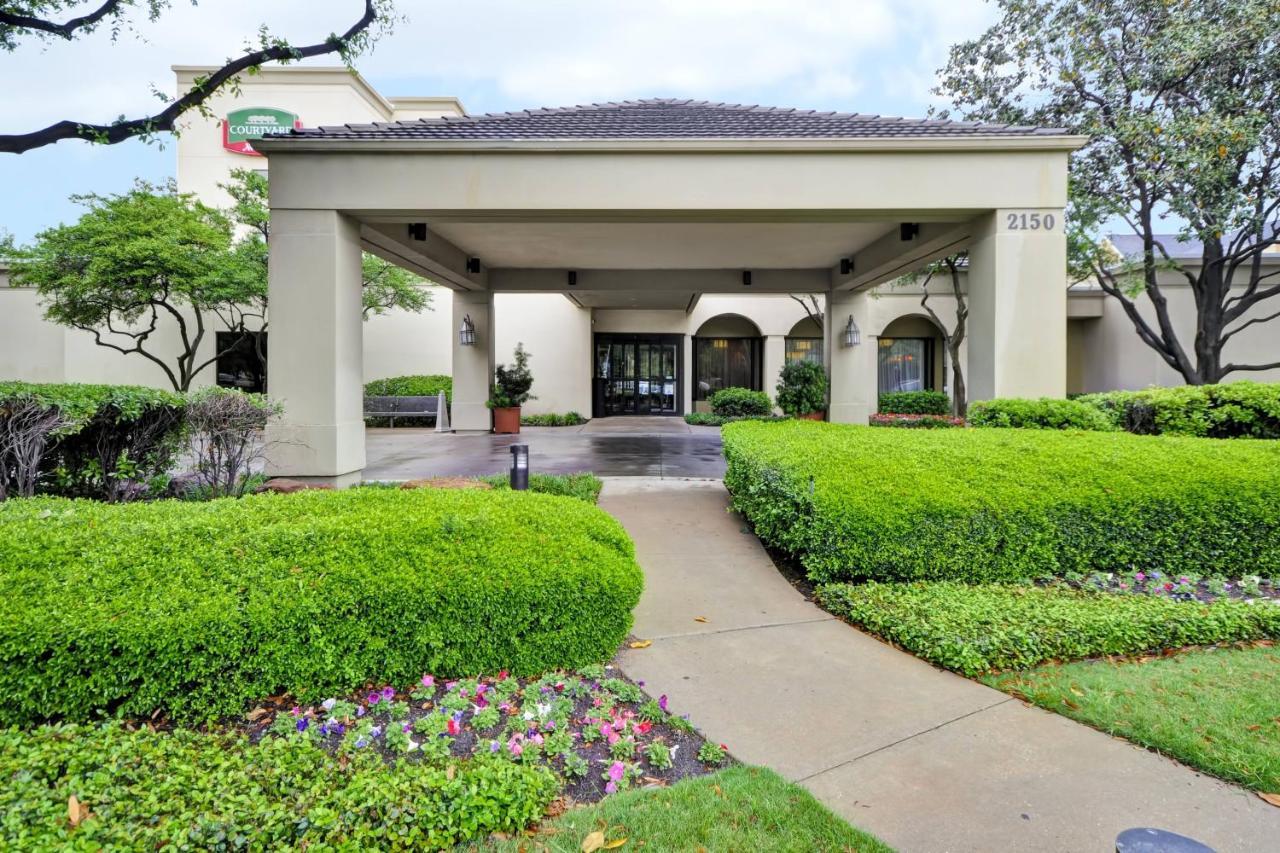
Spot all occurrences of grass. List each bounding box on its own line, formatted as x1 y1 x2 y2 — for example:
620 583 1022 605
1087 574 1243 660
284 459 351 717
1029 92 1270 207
985 643 1280 793
474 765 892 852
480 472 603 503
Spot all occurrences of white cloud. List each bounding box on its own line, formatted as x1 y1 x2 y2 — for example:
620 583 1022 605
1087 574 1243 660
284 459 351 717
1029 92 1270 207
0 0 997 133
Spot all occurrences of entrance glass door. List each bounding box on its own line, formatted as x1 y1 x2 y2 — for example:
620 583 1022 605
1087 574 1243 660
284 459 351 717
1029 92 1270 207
594 335 682 417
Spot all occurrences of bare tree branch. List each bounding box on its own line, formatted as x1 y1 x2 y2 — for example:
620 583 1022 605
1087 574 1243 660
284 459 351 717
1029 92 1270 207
0 0 127 40
0 0 380 154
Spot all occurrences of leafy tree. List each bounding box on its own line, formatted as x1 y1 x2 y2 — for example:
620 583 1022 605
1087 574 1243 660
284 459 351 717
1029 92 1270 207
899 254 968 417
489 344 535 408
0 1 394 154
936 0 1280 384
11 181 254 391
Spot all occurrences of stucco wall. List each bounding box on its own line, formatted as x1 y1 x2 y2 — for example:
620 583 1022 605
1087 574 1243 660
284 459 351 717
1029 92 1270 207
493 293 593 416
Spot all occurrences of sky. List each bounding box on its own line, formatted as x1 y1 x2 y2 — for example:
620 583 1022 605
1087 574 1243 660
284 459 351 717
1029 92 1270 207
0 0 999 243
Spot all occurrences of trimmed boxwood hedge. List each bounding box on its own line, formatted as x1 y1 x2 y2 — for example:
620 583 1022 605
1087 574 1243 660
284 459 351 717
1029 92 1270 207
1077 381 1280 438
817 581 1280 675
363 374 453 402
967 397 1117 431
878 390 950 415
722 420 1280 583
708 387 772 417
0 488 642 725
0 723 557 849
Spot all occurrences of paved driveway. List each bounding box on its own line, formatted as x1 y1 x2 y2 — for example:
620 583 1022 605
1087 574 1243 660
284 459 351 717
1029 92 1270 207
363 417 724 480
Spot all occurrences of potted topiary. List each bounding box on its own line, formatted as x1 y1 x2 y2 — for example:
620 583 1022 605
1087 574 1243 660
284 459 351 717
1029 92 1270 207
488 343 535 434
776 360 828 421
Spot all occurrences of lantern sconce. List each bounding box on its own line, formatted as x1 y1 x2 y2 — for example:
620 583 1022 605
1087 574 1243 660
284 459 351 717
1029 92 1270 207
842 314 861 347
459 314 477 346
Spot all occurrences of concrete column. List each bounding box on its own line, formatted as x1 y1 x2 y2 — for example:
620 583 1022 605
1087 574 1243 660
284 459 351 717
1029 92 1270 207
825 289 877 424
452 289 496 432
966 209 1067 400
762 334 785 411
681 334 694 415
264 209 365 486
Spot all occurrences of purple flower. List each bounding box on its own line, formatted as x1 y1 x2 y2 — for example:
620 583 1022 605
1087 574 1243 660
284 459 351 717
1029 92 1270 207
295 718 309 733
402 722 411 733
356 705 366 718
330 722 345 735
367 692 381 706
370 725 382 738
381 686 396 702
658 695 668 713
355 737 368 748
490 740 501 753
637 680 646 687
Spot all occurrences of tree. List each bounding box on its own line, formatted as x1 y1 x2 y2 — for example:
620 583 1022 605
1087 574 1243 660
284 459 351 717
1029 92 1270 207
0 1 394 154
789 294 824 331
11 181 257 391
936 0 1280 384
901 254 969 417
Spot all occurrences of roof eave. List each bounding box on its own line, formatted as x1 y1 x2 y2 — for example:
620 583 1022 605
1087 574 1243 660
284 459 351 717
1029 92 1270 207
253 134 1089 155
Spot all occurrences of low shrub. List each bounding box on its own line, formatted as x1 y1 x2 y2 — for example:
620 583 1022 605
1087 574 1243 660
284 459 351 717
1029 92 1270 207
684 412 782 427
0 488 642 725
708 387 772 417
878 390 950 415
0 382 187 501
520 411 587 427
183 387 281 498
721 420 1280 584
479 472 603 503
363 374 452 402
816 581 1280 675
775 360 828 416
967 397 1116 431
0 723 557 849
1077 381 1280 438
869 413 965 429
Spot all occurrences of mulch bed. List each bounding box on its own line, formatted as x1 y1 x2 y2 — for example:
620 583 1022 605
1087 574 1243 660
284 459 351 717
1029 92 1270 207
210 663 726 803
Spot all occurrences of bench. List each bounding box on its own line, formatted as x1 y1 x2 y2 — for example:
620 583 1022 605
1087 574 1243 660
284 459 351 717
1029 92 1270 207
363 394 449 430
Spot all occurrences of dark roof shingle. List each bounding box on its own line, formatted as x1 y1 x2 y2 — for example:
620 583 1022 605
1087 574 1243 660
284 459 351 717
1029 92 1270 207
278 98 1066 142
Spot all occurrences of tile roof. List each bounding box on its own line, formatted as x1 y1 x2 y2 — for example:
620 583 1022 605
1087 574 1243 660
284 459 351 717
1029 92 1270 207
279 98 1067 142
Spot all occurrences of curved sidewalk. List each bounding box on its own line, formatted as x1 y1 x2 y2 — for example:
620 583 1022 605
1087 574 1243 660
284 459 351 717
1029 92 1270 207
604 477 1280 853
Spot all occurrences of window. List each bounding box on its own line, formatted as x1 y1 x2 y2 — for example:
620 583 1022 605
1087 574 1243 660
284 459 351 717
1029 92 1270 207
785 337 823 365
693 337 761 401
216 331 268 394
877 337 933 393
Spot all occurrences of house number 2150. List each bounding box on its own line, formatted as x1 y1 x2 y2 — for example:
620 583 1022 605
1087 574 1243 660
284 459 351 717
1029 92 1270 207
1007 212 1056 231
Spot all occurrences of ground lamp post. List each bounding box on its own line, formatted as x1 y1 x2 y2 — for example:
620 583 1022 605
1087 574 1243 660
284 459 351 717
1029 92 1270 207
510 444 529 490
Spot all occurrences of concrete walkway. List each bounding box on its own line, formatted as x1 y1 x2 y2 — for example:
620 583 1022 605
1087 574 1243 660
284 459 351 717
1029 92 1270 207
605 478 1280 853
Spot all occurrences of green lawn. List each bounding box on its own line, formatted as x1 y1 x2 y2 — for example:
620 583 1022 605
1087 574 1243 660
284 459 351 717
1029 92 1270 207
473 765 893 852
985 643 1280 792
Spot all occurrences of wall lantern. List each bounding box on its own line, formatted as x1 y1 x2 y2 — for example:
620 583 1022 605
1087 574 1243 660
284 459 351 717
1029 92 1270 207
842 314 861 347
509 444 530 490
742 270 752 287
459 314 476 346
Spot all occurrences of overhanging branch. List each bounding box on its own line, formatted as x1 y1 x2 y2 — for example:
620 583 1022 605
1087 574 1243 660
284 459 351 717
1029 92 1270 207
0 0 126 40
0 0 378 154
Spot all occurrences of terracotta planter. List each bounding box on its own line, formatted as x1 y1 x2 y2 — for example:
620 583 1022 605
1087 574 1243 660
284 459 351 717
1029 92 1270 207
799 410 826 421
492 406 521 434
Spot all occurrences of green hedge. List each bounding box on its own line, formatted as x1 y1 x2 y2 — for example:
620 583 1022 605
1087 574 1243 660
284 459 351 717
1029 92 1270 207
722 420 1280 583
0 382 187 501
708 387 772 417
479 472 603 503
0 723 557 849
685 412 782 427
878 390 950 415
364 374 453 402
968 397 1116 431
520 411 586 427
817 581 1280 675
1077 382 1280 438
0 488 642 725
868 413 965 429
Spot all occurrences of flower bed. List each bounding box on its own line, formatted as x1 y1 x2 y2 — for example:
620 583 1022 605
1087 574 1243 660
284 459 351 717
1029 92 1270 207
816 581 1280 675
722 420 1280 583
0 488 642 725
868 413 965 428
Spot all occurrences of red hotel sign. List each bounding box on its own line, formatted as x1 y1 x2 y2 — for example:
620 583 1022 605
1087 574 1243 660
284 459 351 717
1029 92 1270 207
222 107 302 156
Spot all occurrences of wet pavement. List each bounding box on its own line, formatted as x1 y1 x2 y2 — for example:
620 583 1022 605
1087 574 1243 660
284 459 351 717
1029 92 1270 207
363 418 725 480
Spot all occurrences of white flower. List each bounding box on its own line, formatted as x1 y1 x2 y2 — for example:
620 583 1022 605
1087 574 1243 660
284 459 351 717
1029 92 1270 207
321 698 336 712
407 739 420 752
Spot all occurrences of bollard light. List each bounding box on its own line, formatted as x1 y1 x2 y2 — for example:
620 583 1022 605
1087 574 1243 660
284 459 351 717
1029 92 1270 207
509 444 529 491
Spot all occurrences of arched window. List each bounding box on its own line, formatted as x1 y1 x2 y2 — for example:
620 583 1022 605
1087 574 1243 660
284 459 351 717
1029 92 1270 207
785 317 823 366
692 315 763 406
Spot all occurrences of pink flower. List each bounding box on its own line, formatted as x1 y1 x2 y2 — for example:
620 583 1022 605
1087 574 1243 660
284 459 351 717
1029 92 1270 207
420 674 435 688
531 733 544 745
367 692 381 705
447 718 461 736
637 721 653 735
381 686 395 702
605 781 617 794
1135 572 1146 582
608 761 625 783
498 670 509 680
475 683 488 696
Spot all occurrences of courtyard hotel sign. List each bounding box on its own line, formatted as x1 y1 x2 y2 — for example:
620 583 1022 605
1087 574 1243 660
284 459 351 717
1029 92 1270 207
222 107 301 155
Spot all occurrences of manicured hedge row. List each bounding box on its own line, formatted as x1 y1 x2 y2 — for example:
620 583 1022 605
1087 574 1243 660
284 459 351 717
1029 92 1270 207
0 723 557 849
363 374 453 402
868 413 965 429
968 397 1116 431
709 387 773 417
816 581 1280 675
520 411 587 426
722 420 1280 583
1077 381 1280 438
878 390 950 415
0 488 642 725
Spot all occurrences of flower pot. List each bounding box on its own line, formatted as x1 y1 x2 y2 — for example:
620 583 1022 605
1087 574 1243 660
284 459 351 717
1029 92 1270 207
492 406 521 434
799 411 826 421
